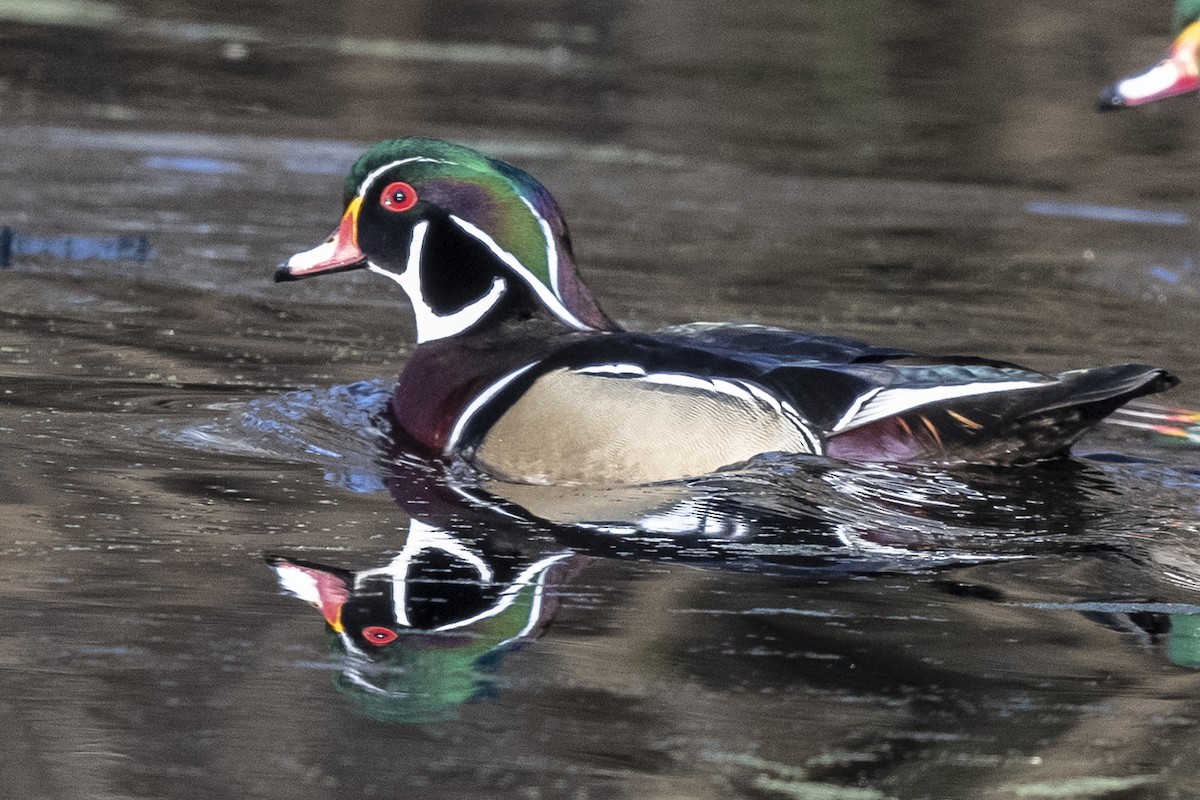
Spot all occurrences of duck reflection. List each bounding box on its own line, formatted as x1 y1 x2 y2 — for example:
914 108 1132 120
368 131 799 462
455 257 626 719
267 435 1200 722
268 520 583 723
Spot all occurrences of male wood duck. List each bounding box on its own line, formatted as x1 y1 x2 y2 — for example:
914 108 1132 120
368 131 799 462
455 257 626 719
276 138 1177 485
1099 0 1200 109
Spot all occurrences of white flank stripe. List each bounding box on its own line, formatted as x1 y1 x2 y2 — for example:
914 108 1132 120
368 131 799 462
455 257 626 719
446 362 539 450
642 372 737 394
741 381 820 453
450 215 593 331
574 363 648 377
741 381 786 415
835 380 1049 432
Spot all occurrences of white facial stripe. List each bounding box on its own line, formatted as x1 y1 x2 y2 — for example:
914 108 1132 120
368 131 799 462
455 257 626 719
366 220 507 343
348 519 497 628
518 196 560 295
449 215 593 331
339 520 569 649
353 158 594 332
356 156 459 198
835 380 1049 432
446 362 539 451
396 520 494 626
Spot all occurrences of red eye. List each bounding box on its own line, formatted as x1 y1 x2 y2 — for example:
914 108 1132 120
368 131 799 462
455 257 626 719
379 181 418 212
362 626 398 646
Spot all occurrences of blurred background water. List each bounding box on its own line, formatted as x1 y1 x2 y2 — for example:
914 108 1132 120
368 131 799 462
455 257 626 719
4 1 1200 798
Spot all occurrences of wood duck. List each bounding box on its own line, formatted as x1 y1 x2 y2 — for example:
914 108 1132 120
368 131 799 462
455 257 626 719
1099 0 1200 109
276 138 1177 485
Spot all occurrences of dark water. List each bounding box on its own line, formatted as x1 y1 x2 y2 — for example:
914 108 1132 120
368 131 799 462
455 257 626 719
4 1 1200 798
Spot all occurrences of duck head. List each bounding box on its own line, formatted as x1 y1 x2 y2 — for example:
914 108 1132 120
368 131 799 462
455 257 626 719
277 138 616 342
1098 0 1200 110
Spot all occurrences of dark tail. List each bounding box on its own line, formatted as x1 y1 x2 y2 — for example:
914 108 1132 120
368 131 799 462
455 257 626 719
999 365 1178 461
1040 364 1178 417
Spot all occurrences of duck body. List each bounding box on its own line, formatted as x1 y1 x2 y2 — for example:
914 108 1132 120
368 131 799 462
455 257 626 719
277 138 1177 485
391 320 1172 484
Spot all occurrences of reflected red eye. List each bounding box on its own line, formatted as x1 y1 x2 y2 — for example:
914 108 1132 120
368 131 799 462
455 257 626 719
379 181 418 212
362 626 398 646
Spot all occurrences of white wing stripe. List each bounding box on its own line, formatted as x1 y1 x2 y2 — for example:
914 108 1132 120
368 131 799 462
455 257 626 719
832 387 882 432
835 380 1048 431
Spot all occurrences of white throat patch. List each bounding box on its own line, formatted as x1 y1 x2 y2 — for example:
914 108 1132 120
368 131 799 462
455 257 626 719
367 220 507 343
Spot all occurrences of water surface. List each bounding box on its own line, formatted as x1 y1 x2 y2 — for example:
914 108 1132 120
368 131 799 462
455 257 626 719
3 1 1200 798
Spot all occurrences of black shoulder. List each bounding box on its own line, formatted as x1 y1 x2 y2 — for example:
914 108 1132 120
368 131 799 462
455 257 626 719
651 323 913 366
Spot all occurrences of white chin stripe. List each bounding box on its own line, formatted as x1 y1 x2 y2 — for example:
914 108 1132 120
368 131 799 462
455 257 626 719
366 220 508 343
353 519 494 627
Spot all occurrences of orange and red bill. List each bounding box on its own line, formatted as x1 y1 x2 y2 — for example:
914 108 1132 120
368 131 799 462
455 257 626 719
1099 20 1200 110
275 196 367 281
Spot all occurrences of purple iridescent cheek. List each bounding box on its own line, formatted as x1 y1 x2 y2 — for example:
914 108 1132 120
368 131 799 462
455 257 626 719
420 180 498 227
